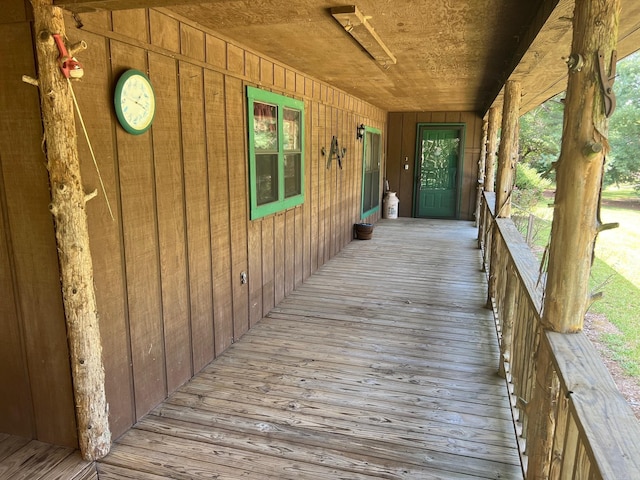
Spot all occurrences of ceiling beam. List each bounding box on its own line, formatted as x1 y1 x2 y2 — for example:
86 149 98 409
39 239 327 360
54 0 231 13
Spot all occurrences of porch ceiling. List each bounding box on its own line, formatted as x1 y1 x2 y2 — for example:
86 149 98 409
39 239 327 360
59 0 640 114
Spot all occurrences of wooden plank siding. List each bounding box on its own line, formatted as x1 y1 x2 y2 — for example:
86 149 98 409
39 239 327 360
0 5 386 446
0 4 78 446
149 52 191 393
387 111 483 220
96 219 522 479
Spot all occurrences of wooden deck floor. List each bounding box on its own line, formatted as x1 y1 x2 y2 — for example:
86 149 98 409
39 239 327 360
1 219 522 479
99 219 522 479
0 434 96 479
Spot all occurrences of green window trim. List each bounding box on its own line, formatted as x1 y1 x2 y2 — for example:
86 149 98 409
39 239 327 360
361 125 382 218
247 86 305 220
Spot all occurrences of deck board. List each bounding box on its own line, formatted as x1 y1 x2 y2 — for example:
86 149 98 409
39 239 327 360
100 218 522 479
0 219 521 479
0 436 95 480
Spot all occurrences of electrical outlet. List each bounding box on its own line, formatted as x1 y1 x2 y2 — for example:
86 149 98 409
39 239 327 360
240 272 248 284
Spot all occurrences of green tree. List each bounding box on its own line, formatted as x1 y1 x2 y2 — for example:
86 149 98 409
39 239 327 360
519 93 564 179
519 50 640 191
606 53 640 187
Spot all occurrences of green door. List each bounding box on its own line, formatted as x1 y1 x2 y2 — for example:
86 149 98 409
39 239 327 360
415 127 461 218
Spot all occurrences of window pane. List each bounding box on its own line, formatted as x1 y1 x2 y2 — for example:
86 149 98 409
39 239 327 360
365 132 373 171
247 87 305 219
283 108 301 151
256 154 278 205
362 129 381 214
364 132 380 172
284 153 301 198
254 102 278 152
371 133 380 171
363 170 380 212
420 136 460 189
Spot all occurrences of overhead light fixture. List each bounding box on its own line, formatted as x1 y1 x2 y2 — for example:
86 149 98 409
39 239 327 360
331 5 397 67
356 124 365 141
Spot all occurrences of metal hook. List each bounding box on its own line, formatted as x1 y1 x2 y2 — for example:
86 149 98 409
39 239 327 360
598 49 617 118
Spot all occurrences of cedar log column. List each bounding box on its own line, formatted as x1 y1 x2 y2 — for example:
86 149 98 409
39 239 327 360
541 0 620 333
487 84 519 306
32 0 111 460
474 116 489 227
484 106 500 193
495 81 521 218
528 0 620 477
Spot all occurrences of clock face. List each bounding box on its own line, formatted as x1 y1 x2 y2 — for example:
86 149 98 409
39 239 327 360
114 69 156 135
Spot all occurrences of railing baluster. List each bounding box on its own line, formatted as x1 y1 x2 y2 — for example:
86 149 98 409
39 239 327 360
498 262 517 378
560 417 580 479
550 393 570 479
478 191 640 479
574 443 592 479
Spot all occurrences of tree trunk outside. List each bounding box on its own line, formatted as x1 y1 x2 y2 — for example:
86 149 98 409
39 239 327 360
32 0 111 460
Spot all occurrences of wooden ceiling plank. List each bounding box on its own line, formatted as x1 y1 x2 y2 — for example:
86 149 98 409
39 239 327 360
55 0 640 112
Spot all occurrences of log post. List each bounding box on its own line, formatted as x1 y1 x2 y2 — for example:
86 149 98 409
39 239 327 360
484 106 500 193
475 117 488 228
32 0 111 460
542 0 620 333
528 0 621 477
487 84 520 307
495 81 521 218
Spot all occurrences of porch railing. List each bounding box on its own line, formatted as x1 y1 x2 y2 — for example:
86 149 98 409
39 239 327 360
478 191 640 479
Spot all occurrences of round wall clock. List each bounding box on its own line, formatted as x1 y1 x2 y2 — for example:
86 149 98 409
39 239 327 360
114 69 156 135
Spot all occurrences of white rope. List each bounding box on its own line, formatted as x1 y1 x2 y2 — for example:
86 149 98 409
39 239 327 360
67 77 114 220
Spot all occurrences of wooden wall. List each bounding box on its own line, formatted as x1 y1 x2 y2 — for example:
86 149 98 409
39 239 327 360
386 112 483 220
0 6 385 446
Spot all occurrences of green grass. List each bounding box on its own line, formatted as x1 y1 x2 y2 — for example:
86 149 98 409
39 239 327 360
513 200 640 378
601 184 639 201
596 207 640 286
589 256 640 377
590 204 640 377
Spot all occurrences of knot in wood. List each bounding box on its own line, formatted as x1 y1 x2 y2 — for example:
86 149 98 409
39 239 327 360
583 142 603 156
38 30 53 44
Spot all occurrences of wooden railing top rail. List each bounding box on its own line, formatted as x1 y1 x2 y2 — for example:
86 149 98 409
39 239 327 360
494 218 543 313
546 331 640 479
484 191 496 216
